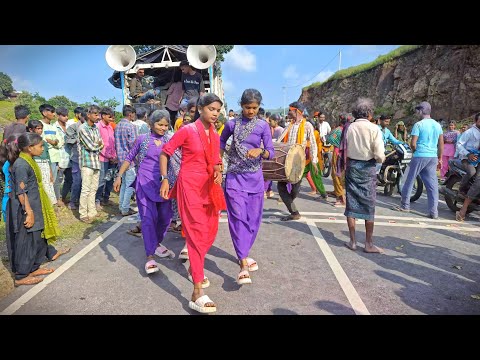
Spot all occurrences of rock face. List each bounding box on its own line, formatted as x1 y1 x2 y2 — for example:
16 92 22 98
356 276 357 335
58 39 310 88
299 45 480 125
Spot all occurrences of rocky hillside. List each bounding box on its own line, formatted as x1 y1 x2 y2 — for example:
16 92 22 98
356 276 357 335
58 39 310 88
300 45 480 125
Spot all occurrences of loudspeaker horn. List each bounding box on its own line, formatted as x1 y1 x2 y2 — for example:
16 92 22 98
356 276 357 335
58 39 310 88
186 45 217 69
105 45 137 72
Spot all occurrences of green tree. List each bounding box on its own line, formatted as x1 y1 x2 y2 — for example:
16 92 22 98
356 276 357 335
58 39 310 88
48 95 78 110
215 45 234 63
91 96 120 110
0 72 14 100
17 91 42 119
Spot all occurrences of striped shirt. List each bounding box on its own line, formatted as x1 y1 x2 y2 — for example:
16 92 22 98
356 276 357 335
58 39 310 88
279 120 318 164
78 122 104 170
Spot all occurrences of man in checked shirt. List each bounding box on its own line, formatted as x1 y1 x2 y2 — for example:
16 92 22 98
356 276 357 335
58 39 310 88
78 105 104 223
277 101 319 221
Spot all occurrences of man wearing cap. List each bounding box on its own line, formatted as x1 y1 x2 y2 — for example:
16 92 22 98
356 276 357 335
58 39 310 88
393 101 443 219
277 101 319 221
178 60 205 106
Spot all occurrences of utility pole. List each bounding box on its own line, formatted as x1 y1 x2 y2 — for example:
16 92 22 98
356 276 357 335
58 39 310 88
338 50 342 71
282 86 287 118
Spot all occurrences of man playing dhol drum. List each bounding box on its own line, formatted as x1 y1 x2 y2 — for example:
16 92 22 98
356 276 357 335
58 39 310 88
276 101 318 221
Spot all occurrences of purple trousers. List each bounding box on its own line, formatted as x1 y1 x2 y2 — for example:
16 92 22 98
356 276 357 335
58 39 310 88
136 185 172 257
264 180 272 192
225 188 264 260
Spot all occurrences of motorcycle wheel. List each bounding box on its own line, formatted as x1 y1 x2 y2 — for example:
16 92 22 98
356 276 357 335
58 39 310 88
444 175 474 214
397 174 424 203
322 154 331 178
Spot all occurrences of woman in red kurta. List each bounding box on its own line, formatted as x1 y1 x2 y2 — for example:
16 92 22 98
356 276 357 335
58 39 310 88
160 93 226 314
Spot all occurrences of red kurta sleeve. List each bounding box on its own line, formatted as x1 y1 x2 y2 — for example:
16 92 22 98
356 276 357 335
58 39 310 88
163 126 189 157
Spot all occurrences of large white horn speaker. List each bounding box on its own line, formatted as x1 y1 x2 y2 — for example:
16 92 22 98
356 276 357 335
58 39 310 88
187 45 217 69
105 45 137 71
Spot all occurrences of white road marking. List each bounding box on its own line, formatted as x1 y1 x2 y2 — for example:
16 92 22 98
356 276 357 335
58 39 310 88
305 220 370 315
220 215 478 232
1 217 128 316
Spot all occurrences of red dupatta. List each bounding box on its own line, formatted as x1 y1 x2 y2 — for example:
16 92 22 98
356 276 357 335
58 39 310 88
194 119 227 213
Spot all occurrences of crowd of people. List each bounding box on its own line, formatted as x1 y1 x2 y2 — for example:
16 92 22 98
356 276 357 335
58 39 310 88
1 78 478 313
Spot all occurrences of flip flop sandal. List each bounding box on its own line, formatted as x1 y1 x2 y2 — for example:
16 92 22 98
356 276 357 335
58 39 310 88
244 257 258 272
127 225 142 237
188 295 216 313
237 270 252 285
155 244 175 259
187 274 210 288
145 259 160 275
179 248 189 260
455 211 465 222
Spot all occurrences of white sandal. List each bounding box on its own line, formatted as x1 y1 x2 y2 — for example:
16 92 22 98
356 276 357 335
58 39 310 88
145 259 159 275
237 270 252 285
188 295 216 313
179 247 189 260
155 244 175 259
188 274 210 288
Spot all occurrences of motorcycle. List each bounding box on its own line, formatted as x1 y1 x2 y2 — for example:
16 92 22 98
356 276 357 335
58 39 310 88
321 142 334 177
377 143 424 202
441 158 479 214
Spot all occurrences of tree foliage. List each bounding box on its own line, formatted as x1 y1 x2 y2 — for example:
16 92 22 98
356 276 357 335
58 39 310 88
0 72 14 100
48 95 78 109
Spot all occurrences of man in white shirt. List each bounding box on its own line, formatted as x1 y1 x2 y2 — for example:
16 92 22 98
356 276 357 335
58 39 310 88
343 98 385 254
316 112 331 143
277 101 320 221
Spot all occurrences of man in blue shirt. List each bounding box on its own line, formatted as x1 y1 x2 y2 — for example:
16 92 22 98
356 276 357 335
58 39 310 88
378 115 403 147
393 102 443 219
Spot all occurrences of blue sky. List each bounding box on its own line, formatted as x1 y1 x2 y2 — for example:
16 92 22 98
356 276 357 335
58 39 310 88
0 45 399 112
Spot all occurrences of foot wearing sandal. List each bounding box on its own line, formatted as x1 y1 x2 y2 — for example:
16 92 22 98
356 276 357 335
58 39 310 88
51 248 71 261
237 259 252 285
178 247 189 260
189 288 216 314
281 213 301 221
456 211 465 222
127 225 142 237
14 276 44 287
155 244 175 259
187 273 210 288
240 257 258 272
29 267 55 276
145 257 160 275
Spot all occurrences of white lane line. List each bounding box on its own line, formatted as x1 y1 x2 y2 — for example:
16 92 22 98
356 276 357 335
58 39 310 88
305 220 370 315
1 217 128 316
261 211 479 225
220 216 478 232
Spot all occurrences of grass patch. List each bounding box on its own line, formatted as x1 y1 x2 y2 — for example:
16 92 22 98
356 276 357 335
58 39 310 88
303 45 423 91
0 100 16 128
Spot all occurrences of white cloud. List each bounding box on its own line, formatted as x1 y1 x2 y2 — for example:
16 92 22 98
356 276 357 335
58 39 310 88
224 45 256 72
11 75 34 92
283 65 299 80
310 70 334 84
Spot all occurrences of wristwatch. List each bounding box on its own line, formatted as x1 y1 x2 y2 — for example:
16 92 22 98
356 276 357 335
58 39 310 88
160 175 168 182
261 148 267 157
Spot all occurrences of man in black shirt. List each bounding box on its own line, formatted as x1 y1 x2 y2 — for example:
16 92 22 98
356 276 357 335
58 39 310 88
179 60 205 106
2 105 29 140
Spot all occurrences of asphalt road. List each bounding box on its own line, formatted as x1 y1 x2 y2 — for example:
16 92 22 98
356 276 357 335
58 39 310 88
1 177 479 315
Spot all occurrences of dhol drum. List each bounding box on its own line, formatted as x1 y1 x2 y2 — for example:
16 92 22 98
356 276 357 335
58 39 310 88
262 143 306 183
